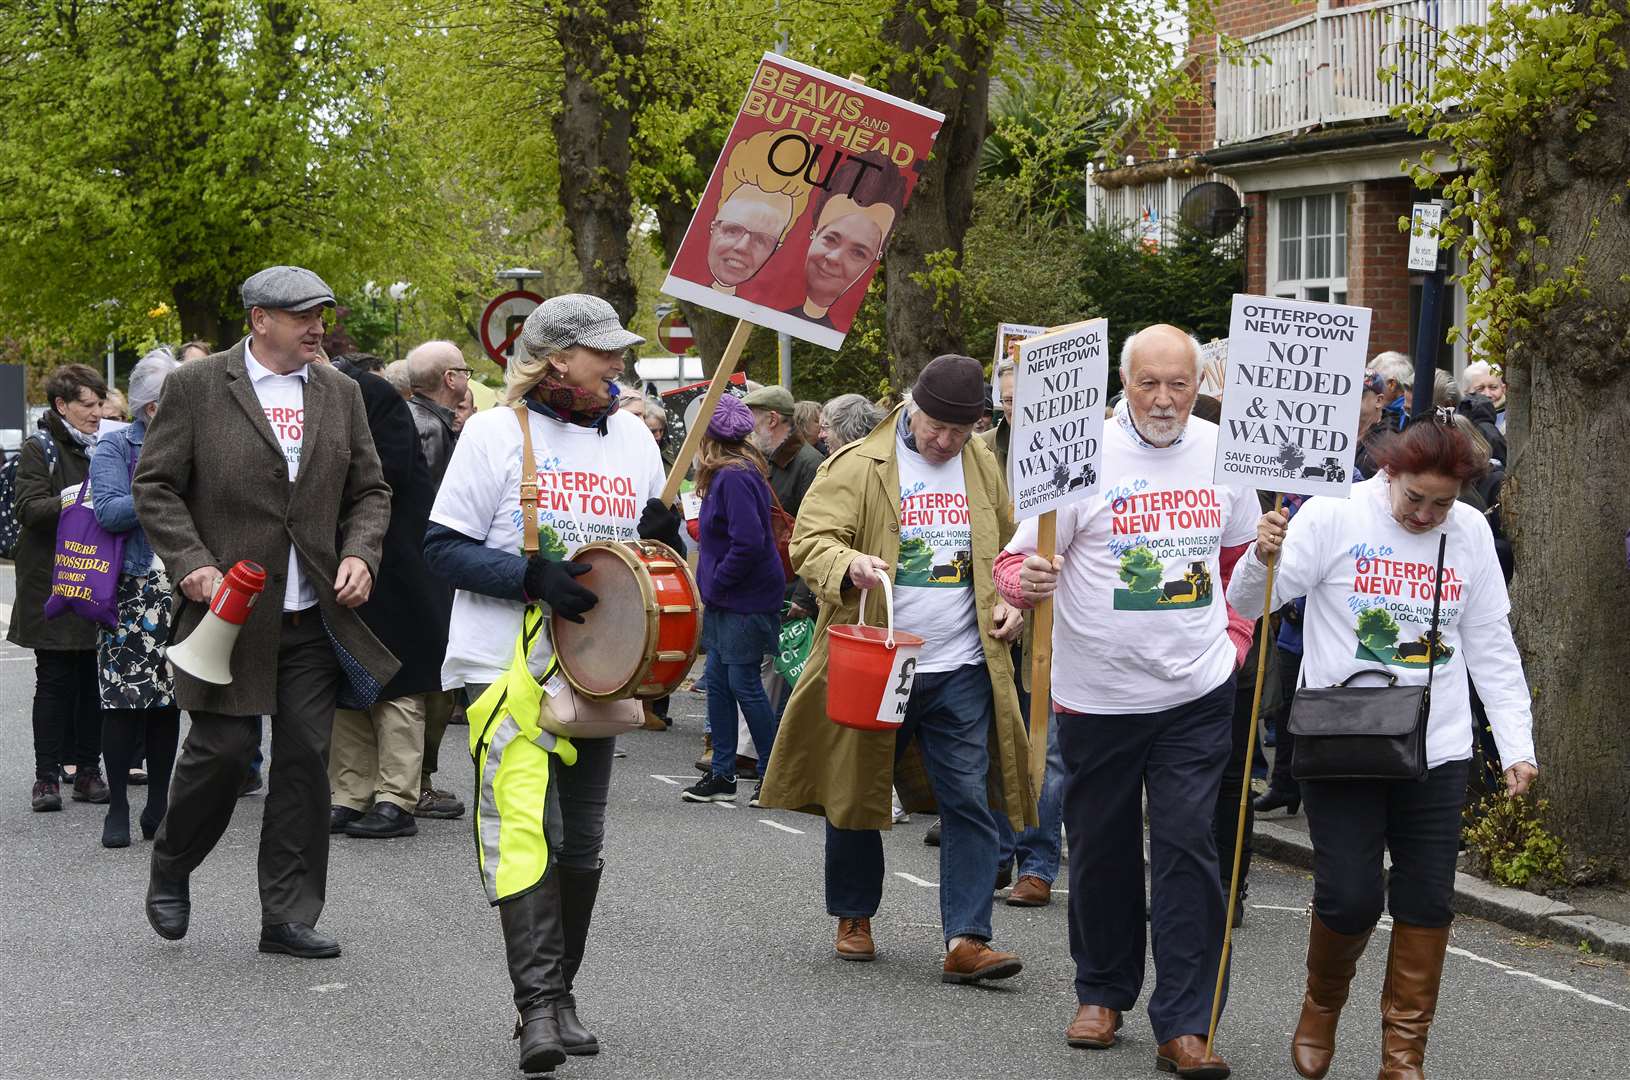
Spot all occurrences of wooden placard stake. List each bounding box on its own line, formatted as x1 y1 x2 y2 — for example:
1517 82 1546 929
1026 512 1056 796
1205 492 1284 1057
660 319 754 506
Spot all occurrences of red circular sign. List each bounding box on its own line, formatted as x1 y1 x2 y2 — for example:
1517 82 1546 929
656 310 695 355
480 290 545 368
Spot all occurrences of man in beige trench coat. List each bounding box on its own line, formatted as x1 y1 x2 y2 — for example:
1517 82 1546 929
760 354 1036 984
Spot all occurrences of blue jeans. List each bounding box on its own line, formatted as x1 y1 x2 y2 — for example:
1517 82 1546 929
997 712 1065 882
703 610 780 780
825 662 1000 945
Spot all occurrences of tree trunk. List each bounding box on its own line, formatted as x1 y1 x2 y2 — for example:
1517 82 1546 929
553 0 644 326
1502 17 1630 878
880 0 1003 389
172 278 241 348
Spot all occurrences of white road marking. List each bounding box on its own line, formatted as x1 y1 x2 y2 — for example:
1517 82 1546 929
0 601 10 624
895 872 937 888
649 774 682 786
309 983 348 993
759 819 803 835
1447 945 1630 1013
713 800 737 810
1250 903 1629 1014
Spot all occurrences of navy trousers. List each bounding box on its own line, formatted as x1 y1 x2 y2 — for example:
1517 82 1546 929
1057 675 1235 1044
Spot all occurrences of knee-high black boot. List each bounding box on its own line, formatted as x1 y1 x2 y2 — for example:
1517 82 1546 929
498 869 567 1074
100 714 139 848
557 861 604 1056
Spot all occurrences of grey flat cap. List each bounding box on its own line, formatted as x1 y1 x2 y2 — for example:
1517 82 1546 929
520 294 645 356
742 384 795 416
241 265 336 312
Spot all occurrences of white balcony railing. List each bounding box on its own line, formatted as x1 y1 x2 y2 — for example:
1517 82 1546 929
1083 163 1242 251
1215 0 1493 146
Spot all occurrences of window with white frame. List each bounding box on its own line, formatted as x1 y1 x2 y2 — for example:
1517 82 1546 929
1271 191 1348 304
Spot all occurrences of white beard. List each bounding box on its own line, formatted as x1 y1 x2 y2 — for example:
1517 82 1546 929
751 426 788 455
1132 407 1185 447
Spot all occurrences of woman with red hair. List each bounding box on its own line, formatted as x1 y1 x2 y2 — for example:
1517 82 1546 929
1228 410 1537 1080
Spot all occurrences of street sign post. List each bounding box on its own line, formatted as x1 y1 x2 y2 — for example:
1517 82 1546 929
479 290 544 368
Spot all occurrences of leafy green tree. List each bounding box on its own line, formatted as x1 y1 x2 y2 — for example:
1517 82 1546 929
1398 0 1630 874
1117 547 1162 593
0 1 453 347
896 536 934 580
1356 607 1400 655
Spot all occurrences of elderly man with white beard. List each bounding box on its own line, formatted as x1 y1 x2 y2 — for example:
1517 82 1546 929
995 324 1259 1079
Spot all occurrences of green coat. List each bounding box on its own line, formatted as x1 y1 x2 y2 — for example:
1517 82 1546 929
759 406 1037 832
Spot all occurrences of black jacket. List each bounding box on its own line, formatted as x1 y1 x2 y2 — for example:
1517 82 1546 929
1457 393 1508 467
408 394 458 489
7 412 98 651
348 372 451 699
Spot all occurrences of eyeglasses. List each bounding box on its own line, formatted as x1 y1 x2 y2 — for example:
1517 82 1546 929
710 220 779 257
447 367 473 376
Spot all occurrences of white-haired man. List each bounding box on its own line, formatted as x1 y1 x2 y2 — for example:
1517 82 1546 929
1366 351 1413 433
995 324 1258 1078
1458 359 1507 433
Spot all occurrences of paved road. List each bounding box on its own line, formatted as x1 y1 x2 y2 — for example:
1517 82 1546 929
1 569 1625 1078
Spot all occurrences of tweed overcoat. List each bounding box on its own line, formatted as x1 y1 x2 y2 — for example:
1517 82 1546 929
758 405 1037 832
132 339 398 715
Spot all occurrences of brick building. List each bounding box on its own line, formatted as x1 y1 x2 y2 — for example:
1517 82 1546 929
1084 0 1489 374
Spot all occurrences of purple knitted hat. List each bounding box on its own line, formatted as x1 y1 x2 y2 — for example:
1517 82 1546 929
706 393 755 441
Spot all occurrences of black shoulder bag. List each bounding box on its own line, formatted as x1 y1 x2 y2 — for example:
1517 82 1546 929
1288 533 1446 783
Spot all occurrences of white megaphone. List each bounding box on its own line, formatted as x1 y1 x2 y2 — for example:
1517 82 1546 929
168 560 268 685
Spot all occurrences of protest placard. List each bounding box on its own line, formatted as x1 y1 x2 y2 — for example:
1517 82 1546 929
1008 319 1109 520
1212 294 1372 497
659 54 944 351
991 322 1046 408
1198 338 1228 397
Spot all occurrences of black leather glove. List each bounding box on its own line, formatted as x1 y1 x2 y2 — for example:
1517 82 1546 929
524 556 598 623
637 496 685 553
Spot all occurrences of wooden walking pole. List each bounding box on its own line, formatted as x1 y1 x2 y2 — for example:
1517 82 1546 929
660 319 754 506
1205 492 1284 1057
1026 512 1056 796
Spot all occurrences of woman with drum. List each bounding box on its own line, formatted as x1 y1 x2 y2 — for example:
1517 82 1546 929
680 394 786 807
1227 412 1537 1080
423 294 684 1075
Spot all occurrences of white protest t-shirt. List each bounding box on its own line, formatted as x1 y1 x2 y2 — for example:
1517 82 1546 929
431 406 666 688
1006 413 1258 714
1228 474 1535 770
244 342 316 611
891 435 983 673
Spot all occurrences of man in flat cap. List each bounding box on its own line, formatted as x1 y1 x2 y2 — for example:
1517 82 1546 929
760 354 1037 985
134 265 397 958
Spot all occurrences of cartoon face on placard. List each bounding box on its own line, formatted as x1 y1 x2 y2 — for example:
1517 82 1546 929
661 54 945 351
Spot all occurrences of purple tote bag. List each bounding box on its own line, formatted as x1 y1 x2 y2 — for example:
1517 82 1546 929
42 478 125 629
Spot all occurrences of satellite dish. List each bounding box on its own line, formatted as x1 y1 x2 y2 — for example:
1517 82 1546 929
1179 181 1247 239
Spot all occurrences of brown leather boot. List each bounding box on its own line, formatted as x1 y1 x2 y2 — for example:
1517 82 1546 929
942 938 1023 984
1377 922 1451 1080
1291 914 1374 1078
1065 1004 1122 1049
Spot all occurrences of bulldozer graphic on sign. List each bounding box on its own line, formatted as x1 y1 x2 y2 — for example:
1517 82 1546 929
1157 561 1213 605
928 549 972 585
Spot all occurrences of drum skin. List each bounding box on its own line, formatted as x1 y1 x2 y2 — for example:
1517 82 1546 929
550 540 700 701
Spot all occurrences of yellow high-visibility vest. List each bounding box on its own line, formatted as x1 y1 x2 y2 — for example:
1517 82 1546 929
469 606 577 904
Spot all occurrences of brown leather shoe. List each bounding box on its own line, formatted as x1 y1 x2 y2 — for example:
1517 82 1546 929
941 939 1022 984
1155 1035 1231 1079
834 917 875 961
1065 1004 1122 1049
1291 914 1373 1079
1377 922 1451 1080
1006 874 1052 907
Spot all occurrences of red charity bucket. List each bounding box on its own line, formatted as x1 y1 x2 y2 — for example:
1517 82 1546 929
827 578 924 731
